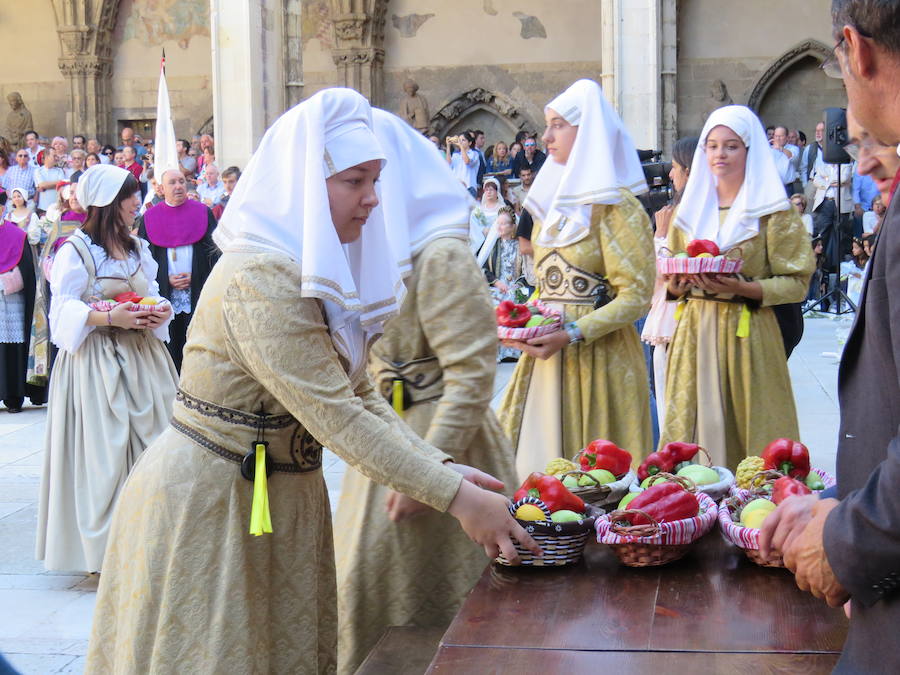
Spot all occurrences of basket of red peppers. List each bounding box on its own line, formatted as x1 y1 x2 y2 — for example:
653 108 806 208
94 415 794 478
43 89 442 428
495 299 561 341
496 472 602 567
596 474 718 567
656 240 744 275
547 439 638 507
718 468 820 568
90 290 169 314
730 438 835 499
637 442 735 502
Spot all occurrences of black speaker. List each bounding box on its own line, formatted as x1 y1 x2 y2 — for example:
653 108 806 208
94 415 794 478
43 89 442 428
823 107 852 164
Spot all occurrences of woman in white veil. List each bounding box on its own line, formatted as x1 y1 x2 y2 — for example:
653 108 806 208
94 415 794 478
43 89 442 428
659 105 814 468
86 88 536 675
498 79 656 480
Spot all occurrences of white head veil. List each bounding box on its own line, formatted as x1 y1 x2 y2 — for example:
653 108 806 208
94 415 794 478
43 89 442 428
475 175 511 266
674 105 790 251
76 164 131 208
524 79 648 249
370 108 471 278
213 88 403 380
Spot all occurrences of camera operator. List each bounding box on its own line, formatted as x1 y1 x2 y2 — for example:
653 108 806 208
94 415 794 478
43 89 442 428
760 2 900 671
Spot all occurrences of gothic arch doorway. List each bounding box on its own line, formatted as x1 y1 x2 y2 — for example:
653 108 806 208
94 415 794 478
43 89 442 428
748 40 847 135
428 88 537 144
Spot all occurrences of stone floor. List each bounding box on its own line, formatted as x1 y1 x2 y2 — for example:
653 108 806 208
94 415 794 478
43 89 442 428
0 314 850 674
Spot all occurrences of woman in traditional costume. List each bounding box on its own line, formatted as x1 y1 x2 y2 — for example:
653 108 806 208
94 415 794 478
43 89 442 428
469 175 507 254
0 212 45 411
659 106 814 467
85 89 535 675
6 187 40 237
28 183 87 386
335 109 519 674
498 79 656 480
35 165 177 572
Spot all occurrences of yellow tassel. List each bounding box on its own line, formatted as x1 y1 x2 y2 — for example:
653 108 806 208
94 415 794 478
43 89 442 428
392 379 404 418
736 304 751 338
249 443 273 536
674 301 685 322
528 288 540 303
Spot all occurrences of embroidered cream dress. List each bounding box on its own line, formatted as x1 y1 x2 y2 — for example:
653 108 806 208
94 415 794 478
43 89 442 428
659 207 815 468
498 191 655 479
86 251 464 674
36 230 177 572
334 238 517 675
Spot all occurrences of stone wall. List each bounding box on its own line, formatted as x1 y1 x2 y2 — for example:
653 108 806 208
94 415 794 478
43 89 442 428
676 0 845 138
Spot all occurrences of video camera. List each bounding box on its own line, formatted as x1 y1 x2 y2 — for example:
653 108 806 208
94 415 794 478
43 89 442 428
636 149 672 216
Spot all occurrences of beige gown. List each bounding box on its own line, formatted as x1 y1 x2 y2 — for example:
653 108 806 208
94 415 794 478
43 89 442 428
659 208 815 468
334 238 517 674
499 192 656 479
35 233 177 572
85 251 463 675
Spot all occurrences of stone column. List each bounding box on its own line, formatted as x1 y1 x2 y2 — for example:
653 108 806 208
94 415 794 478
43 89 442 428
600 0 676 153
331 1 386 106
210 0 285 168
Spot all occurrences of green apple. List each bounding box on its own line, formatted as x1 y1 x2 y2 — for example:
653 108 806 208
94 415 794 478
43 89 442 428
550 509 583 523
618 492 639 510
562 475 579 490
674 252 690 259
587 468 616 485
525 316 545 327
676 464 720 486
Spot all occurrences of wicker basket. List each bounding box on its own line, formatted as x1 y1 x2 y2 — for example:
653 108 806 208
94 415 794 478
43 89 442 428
596 492 718 567
718 494 784 568
90 299 170 313
495 497 602 567
656 246 743 275
728 467 836 500
557 469 638 508
496 300 561 341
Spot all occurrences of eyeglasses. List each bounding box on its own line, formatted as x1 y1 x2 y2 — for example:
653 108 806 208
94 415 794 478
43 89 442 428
103 150 114 155
524 142 536 148
16 154 28 158
821 37 845 79
842 135 888 161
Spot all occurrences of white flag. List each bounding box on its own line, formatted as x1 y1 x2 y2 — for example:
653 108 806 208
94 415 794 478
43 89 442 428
154 51 178 179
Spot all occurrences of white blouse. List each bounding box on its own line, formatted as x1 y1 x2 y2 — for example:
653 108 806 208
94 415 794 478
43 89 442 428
49 230 172 353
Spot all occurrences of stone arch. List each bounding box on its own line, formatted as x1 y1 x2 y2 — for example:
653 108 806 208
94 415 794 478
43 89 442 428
330 0 388 105
428 88 537 141
747 40 832 112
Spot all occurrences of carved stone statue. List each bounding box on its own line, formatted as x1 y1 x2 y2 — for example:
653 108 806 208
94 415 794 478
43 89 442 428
399 79 430 133
701 79 734 124
6 92 33 150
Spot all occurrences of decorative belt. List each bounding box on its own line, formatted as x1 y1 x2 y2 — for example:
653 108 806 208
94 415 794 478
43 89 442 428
684 288 760 308
535 250 613 307
370 353 443 412
175 389 295 429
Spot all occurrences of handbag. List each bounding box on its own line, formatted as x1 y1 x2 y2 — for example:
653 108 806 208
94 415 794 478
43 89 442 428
0 267 24 295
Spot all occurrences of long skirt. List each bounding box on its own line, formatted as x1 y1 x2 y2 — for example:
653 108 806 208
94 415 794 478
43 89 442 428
35 328 177 572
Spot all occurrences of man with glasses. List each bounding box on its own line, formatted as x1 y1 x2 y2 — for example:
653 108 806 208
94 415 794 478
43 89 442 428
511 135 545 178
759 2 900 672
1 149 35 199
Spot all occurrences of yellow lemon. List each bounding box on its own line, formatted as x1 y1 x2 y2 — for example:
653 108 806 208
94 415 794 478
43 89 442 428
140 297 160 305
695 252 714 258
741 507 773 530
741 498 776 519
514 504 547 521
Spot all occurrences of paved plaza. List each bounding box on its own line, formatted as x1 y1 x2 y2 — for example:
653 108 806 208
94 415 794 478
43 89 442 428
0 314 851 674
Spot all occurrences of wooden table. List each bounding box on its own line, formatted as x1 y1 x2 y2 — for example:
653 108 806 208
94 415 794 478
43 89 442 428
428 534 848 673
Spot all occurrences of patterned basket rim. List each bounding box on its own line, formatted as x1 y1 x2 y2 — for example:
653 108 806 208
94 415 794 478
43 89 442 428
596 492 718 545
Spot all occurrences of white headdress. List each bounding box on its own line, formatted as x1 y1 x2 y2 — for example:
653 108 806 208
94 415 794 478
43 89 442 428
674 105 790 251
524 79 648 249
370 108 471 277
76 164 131 208
213 88 403 380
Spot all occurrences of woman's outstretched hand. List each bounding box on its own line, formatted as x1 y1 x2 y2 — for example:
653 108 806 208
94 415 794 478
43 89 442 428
447 479 542 563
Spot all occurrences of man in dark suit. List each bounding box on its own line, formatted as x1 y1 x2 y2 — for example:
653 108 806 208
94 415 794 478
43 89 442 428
135 169 220 371
760 2 900 672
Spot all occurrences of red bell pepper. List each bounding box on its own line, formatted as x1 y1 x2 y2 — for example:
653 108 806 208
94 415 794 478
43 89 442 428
513 472 585 513
659 442 700 464
624 482 699 525
762 438 811 479
114 291 141 304
579 439 632 477
496 300 531 328
772 476 812 504
686 239 720 257
637 451 676 481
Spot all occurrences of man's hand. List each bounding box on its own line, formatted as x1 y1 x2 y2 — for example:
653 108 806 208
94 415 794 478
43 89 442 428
784 498 850 607
854 204 864 219
168 273 191 290
759 493 818 559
